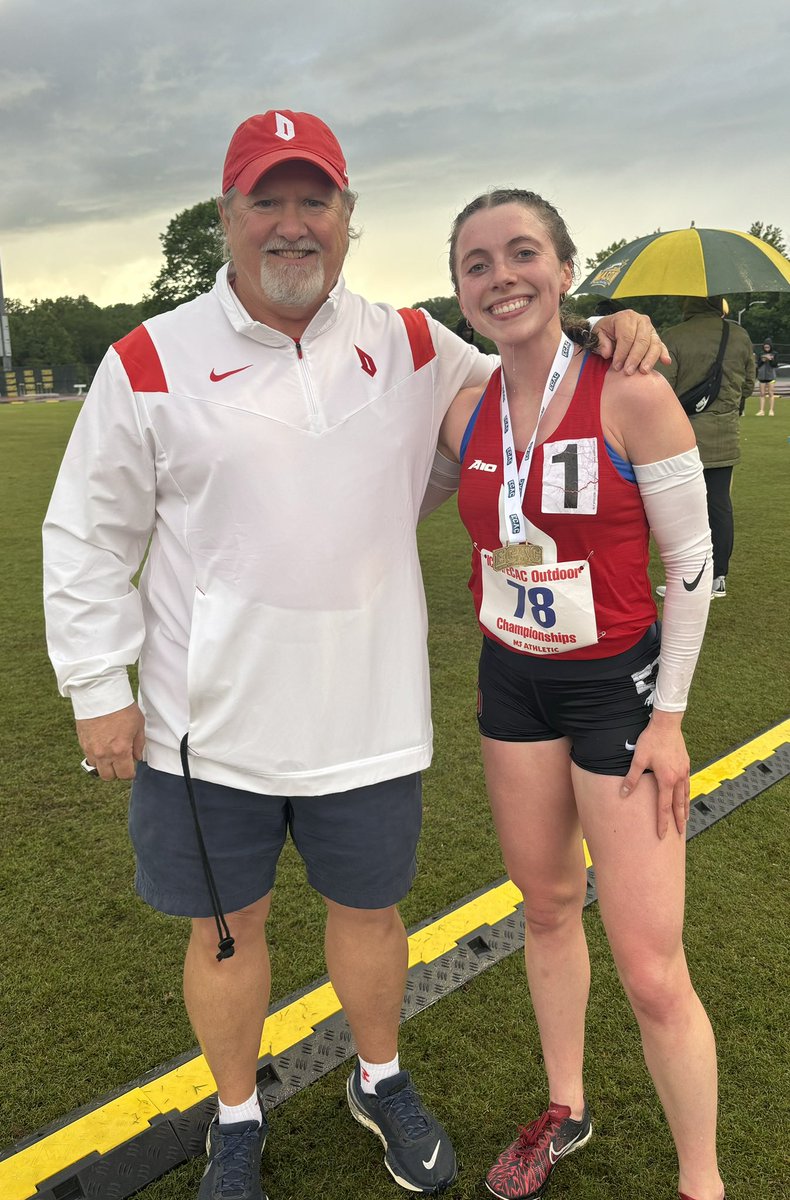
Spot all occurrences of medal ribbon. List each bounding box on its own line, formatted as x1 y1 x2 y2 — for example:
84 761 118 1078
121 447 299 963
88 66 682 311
500 333 574 544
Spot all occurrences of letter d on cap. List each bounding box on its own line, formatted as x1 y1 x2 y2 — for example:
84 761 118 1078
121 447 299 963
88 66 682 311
275 112 295 141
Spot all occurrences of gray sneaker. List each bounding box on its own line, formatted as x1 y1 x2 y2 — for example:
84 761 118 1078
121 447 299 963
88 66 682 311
198 1109 268 1200
659 578 726 599
347 1064 457 1193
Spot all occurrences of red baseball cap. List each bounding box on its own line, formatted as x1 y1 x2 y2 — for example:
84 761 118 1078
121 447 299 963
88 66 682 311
222 110 349 195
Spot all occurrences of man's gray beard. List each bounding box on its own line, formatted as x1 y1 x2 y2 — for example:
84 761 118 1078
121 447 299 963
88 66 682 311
259 249 326 308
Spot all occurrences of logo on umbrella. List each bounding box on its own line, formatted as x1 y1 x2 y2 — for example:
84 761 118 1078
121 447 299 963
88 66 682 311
590 262 626 288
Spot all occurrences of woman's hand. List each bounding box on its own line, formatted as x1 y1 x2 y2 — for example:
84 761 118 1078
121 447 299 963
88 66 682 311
620 709 690 839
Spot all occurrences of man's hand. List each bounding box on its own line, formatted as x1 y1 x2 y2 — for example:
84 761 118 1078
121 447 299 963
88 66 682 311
594 310 670 375
76 702 146 780
619 710 689 839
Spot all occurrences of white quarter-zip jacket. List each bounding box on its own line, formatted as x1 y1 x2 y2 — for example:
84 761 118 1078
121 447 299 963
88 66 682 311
43 267 491 795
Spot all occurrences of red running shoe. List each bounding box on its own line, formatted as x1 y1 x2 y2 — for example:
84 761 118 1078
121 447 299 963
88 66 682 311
485 1102 591 1199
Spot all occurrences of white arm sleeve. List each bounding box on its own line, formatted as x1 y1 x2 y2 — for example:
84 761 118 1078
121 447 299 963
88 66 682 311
633 448 712 712
418 449 461 521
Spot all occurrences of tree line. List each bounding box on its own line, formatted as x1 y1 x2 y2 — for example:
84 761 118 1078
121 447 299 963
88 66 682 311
415 224 790 354
6 206 789 376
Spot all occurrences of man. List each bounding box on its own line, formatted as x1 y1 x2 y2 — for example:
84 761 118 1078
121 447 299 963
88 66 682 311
657 296 755 598
43 110 663 1200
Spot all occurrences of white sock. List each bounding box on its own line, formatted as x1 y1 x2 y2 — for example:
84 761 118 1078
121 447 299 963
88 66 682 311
218 1089 262 1126
358 1053 400 1095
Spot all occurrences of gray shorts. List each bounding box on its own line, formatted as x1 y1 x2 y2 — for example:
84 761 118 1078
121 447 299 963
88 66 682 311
128 763 422 917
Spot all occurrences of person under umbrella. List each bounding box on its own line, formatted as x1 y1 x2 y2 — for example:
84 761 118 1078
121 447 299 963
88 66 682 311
656 297 755 599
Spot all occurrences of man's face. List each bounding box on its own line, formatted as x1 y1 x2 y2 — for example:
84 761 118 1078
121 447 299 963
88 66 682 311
221 161 351 334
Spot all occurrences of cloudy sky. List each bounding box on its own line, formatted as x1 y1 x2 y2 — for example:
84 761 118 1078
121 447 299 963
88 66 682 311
1 0 788 311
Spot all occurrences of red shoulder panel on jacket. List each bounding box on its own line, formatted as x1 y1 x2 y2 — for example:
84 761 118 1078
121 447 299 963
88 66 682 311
398 308 436 371
113 325 167 392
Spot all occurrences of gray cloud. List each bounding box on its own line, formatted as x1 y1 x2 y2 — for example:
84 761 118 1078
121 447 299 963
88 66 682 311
1 0 788 304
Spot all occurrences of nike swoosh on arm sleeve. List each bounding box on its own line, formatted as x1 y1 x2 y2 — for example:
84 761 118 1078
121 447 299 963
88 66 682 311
634 449 712 712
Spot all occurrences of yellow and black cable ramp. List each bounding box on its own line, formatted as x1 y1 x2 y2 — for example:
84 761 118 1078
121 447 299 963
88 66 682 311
2 718 788 1200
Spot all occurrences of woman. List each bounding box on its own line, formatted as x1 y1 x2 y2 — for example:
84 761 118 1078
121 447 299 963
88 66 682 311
438 190 725 1200
756 339 778 415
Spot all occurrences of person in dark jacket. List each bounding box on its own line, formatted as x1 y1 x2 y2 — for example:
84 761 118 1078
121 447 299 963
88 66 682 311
656 297 755 598
756 339 778 416
454 313 483 349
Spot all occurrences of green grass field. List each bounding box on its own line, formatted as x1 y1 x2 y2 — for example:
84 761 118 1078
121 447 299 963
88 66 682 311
1 396 788 1199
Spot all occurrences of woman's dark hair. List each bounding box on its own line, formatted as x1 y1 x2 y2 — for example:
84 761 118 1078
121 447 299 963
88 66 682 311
449 188 597 350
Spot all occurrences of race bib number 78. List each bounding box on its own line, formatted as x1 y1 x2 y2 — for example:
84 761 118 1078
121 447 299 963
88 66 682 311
479 548 598 655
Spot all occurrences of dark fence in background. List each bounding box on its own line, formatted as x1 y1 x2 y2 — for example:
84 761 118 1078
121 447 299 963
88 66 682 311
1 344 788 402
1 363 98 400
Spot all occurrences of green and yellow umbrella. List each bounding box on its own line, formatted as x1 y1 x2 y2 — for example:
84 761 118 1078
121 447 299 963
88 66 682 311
574 228 790 299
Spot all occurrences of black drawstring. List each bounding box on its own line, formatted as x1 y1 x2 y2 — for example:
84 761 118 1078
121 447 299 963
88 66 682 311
179 734 235 961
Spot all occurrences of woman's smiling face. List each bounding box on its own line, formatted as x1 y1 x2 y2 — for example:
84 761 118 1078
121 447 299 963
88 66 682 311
454 203 573 350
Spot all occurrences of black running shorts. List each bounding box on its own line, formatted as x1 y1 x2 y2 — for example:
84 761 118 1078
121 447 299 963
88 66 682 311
477 624 662 776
